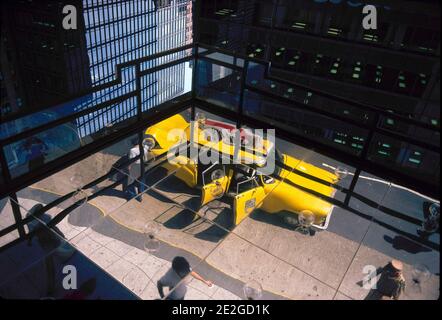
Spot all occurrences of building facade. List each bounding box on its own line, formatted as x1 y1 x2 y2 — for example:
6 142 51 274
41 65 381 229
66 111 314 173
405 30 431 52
195 0 440 187
0 0 91 121
76 0 192 137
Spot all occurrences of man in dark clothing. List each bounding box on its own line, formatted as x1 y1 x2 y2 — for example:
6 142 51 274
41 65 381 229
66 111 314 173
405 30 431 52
366 260 406 300
123 139 149 202
26 204 65 249
418 202 439 239
157 256 212 300
22 136 48 171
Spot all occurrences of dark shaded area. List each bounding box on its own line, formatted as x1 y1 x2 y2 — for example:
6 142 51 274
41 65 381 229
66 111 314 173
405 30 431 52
0 232 137 299
161 207 196 230
249 209 292 231
384 235 432 254
0 198 8 213
95 188 130 201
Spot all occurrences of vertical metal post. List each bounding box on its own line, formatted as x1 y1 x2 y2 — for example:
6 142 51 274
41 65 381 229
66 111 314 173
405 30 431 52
135 64 146 181
236 60 249 128
0 147 11 185
0 143 25 237
9 193 26 238
344 168 361 206
190 0 200 120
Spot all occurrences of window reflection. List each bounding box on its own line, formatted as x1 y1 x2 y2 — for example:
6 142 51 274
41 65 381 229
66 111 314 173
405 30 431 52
196 59 241 111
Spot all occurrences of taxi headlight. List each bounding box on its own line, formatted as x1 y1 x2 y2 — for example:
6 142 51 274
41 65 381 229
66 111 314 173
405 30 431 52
143 136 157 150
211 168 225 181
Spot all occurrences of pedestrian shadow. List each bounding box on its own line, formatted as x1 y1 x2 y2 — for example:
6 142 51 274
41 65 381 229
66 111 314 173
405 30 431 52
67 203 103 228
383 235 431 254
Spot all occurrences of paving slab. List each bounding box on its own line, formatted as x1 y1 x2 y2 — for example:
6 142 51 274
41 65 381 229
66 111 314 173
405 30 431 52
89 246 120 269
205 232 336 300
124 247 152 266
137 254 167 279
334 291 353 300
121 266 151 296
188 277 218 298
140 281 162 300
211 286 241 300
106 258 136 283
72 235 102 256
106 238 135 257
185 286 212 300
234 210 361 289
89 194 127 217
85 228 115 246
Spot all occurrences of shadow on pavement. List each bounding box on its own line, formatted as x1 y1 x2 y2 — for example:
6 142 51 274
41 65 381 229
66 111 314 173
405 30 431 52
249 209 292 231
162 208 196 229
383 235 432 254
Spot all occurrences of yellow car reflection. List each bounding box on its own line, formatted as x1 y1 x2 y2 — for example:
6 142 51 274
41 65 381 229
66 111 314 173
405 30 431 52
143 113 339 230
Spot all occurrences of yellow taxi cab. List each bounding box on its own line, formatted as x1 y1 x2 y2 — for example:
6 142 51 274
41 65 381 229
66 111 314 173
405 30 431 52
143 113 339 231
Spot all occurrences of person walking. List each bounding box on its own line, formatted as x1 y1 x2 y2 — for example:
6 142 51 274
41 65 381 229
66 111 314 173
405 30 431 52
22 136 48 172
366 259 406 300
157 256 213 300
418 202 439 239
124 139 148 202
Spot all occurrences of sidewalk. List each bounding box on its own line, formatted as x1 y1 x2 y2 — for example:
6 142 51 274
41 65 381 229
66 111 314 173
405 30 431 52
5 181 439 300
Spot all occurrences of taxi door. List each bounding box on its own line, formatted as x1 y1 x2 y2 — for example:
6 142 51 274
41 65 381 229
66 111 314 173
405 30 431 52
233 178 266 225
164 155 198 188
201 163 230 206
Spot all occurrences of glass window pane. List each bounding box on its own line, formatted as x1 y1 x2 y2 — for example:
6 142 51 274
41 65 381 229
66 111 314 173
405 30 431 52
196 59 241 111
